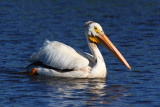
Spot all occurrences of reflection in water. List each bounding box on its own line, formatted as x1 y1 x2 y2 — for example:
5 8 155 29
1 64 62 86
33 77 130 106
86 85 129 106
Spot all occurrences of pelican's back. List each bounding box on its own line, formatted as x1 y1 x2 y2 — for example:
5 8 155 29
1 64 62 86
29 40 89 70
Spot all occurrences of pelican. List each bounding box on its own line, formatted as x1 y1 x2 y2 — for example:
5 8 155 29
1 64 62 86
27 21 131 78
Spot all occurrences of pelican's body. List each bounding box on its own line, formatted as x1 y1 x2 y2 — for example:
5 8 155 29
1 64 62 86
27 21 131 78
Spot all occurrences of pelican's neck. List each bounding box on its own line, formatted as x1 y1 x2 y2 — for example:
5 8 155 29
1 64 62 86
88 42 103 62
87 40 107 78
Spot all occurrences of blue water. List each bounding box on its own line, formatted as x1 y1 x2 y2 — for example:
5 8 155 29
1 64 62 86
0 0 160 106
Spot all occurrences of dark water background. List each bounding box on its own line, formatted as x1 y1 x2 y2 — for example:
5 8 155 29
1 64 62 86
0 0 160 106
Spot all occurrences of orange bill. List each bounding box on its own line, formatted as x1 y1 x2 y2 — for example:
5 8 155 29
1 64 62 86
97 31 131 70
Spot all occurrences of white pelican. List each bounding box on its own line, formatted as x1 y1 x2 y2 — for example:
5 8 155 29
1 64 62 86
27 21 131 78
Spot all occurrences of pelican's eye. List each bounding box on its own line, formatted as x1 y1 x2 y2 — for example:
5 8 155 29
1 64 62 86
94 26 100 34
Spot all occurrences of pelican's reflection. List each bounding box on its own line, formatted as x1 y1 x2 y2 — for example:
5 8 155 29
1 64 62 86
34 77 130 106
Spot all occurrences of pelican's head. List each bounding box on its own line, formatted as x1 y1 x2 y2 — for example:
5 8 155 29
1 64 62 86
84 21 131 70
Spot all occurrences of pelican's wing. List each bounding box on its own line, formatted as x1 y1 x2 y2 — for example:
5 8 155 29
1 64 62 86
29 40 89 70
84 52 96 64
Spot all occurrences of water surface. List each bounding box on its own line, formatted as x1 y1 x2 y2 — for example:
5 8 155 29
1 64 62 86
0 0 160 106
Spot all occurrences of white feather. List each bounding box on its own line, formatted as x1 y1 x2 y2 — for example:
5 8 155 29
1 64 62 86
29 40 89 69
